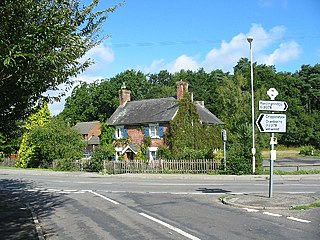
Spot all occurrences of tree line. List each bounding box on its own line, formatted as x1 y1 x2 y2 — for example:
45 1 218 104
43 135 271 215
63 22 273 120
60 61 320 150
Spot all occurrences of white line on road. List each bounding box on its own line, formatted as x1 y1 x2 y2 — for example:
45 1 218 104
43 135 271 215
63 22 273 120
87 190 120 205
287 217 311 223
263 212 282 217
243 208 259 212
139 212 201 240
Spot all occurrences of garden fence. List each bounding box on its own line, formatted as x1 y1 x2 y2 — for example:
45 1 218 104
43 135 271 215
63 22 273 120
103 159 221 174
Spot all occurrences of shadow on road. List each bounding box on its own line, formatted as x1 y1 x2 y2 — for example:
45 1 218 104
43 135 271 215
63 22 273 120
196 188 231 194
0 178 71 240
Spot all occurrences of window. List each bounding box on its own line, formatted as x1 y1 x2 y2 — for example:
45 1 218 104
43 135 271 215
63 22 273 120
148 147 158 161
115 126 128 139
149 124 159 138
145 124 164 138
115 147 123 161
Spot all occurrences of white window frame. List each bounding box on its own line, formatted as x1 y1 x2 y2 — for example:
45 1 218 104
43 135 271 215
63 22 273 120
115 147 123 161
149 124 159 138
148 147 158 161
115 126 124 139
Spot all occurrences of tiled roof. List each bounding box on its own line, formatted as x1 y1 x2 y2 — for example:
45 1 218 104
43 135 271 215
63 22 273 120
88 135 100 145
195 103 224 124
107 97 223 126
74 121 100 135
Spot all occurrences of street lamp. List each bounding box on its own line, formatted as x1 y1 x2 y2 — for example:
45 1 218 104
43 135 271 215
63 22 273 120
247 36 256 174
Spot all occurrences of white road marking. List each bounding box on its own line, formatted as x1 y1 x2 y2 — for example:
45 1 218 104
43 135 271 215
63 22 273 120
243 208 259 212
87 190 120 205
139 212 201 240
101 190 228 195
287 217 311 223
63 189 78 192
263 212 282 217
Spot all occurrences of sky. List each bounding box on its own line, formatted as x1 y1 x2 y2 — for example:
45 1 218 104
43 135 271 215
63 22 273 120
49 0 320 115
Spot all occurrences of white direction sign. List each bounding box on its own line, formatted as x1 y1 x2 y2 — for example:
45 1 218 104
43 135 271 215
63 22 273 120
256 113 287 133
259 100 288 112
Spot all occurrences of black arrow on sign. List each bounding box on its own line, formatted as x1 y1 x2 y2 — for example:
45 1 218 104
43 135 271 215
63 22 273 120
256 114 264 132
283 102 288 111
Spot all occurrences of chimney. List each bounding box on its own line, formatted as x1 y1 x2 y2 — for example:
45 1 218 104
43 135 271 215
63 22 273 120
119 82 131 107
176 81 189 100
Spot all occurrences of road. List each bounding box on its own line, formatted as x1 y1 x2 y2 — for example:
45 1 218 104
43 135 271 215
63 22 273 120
1 169 319 240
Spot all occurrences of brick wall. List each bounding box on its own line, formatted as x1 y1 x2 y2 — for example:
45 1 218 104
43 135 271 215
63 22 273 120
88 122 101 137
127 124 169 147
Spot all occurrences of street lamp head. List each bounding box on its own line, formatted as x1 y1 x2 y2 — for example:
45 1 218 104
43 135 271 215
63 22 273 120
247 36 253 43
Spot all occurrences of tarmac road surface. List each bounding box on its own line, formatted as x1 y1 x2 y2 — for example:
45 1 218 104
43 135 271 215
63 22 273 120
0 169 319 240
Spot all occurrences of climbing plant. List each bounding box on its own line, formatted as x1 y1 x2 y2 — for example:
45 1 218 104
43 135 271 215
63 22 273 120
166 95 221 159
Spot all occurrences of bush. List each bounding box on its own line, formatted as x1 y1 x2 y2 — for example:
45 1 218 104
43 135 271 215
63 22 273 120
299 146 320 156
86 146 112 172
54 159 75 171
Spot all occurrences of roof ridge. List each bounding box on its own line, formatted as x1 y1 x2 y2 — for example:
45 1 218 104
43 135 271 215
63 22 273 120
127 97 176 103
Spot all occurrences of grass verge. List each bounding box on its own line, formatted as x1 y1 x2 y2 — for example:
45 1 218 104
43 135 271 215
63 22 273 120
291 201 320 210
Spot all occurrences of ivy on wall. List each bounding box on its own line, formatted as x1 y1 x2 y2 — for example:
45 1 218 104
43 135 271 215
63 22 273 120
166 95 222 159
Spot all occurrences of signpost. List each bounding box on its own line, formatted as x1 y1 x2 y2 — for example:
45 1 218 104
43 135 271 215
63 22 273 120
259 100 288 111
256 113 286 133
257 88 288 198
221 130 227 171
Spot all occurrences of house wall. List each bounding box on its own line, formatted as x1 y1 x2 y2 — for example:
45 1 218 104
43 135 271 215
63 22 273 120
88 122 101 138
127 124 169 147
128 126 144 144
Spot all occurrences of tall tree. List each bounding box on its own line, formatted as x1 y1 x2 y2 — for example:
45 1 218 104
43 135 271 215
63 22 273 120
0 0 120 133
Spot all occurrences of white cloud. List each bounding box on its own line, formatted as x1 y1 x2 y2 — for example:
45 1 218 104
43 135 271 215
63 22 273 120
85 43 115 64
140 24 300 74
48 74 104 116
169 54 199 73
258 40 301 65
137 59 165 73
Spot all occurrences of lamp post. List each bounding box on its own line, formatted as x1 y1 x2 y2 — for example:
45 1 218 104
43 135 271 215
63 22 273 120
247 36 256 174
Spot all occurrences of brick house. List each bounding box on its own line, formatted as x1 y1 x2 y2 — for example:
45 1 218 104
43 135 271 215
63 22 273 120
107 81 223 161
74 121 101 156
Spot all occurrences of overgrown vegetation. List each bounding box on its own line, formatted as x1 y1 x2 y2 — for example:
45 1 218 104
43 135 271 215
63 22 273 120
166 95 221 159
16 103 85 169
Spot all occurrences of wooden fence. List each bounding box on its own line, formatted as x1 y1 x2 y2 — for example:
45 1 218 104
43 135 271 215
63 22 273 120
103 159 221 174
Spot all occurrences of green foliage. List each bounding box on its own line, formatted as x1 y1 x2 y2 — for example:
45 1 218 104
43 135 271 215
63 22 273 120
87 147 108 172
136 147 148 162
0 0 121 133
144 136 152 147
17 106 84 169
167 95 221 159
17 103 51 168
86 122 115 171
5 52 320 174
299 146 320 156
290 201 320 210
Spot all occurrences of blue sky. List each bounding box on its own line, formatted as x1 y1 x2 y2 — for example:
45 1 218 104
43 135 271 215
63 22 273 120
49 0 320 114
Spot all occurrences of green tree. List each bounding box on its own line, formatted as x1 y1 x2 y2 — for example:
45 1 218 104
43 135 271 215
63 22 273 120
28 118 85 169
29 118 85 170
17 102 51 168
0 0 120 134
60 70 151 124
88 122 115 171
216 74 262 173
